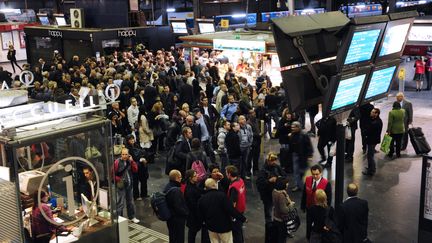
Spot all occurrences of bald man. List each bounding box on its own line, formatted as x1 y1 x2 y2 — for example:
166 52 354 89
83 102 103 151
164 169 189 243
337 183 369 243
395 92 413 150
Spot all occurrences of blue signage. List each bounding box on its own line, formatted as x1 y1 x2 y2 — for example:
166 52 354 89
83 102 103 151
344 29 381 65
365 66 397 99
332 74 367 111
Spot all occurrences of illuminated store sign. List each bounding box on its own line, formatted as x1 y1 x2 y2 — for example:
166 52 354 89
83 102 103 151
48 30 63 38
117 29 137 38
213 39 266 53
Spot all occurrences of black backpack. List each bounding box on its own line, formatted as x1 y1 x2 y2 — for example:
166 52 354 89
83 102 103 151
150 187 177 221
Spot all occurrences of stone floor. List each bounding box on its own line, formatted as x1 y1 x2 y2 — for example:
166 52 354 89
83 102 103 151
2 61 431 242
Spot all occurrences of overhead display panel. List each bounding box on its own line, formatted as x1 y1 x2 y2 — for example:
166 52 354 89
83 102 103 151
323 67 371 117
336 22 386 72
361 60 400 104
375 17 414 62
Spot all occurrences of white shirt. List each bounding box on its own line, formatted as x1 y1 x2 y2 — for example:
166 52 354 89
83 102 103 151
127 105 139 129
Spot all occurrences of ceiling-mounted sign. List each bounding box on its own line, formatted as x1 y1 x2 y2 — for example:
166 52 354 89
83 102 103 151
117 29 137 38
213 39 266 53
48 30 62 38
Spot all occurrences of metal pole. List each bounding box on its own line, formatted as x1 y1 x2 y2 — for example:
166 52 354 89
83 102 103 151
335 123 345 211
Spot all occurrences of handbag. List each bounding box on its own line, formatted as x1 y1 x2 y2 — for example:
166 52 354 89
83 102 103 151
283 208 300 234
85 138 102 159
380 134 392 155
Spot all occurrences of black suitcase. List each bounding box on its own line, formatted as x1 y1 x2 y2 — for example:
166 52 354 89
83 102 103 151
408 127 431 155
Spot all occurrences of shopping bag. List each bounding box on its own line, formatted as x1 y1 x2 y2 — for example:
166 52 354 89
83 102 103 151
380 134 392 155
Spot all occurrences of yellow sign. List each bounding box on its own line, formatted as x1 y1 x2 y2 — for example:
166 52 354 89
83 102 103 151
398 68 405 80
221 19 229 28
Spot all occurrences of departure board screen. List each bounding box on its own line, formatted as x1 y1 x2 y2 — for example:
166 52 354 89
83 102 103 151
365 66 397 99
344 29 382 65
379 23 411 56
331 74 367 111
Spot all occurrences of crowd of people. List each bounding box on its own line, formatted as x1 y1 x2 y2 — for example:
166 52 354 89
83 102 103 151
3 44 418 243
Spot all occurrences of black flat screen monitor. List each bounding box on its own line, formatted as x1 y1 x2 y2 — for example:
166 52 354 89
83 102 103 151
38 15 50 25
336 23 386 72
323 67 371 117
198 22 215 34
361 60 400 104
375 18 414 63
170 20 188 34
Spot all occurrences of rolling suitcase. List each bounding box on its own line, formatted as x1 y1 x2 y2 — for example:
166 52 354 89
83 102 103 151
408 127 431 155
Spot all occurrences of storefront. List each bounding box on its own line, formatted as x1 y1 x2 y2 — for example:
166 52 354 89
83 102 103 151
0 22 38 63
179 31 283 87
0 90 120 242
24 25 176 65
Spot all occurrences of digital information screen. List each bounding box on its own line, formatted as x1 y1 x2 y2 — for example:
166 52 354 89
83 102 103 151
171 22 188 34
39 16 50 25
379 23 411 56
331 74 367 111
55 17 67 26
198 23 215 33
344 29 381 65
364 66 397 100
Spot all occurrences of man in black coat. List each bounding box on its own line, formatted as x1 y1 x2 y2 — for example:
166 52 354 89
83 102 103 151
179 82 194 107
164 169 189 243
359 103 375 152
345 108 360 162
198 178 246 242
338 183 369 243
317 116 337 168
174 127 193 176
362 108 383 176
225 122 242 170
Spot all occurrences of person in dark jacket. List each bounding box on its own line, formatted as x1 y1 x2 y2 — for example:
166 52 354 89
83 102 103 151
277 108 296 173
164 170 189 243
174 127 193 176
184 170 210 243
7 44 22 73
256 153 287 223
338 183 369 243
225 122 242 169
316 116 337 168
125 135 149 199
185 138 209 173
179 82 195 107
362 108 383 176
289 121 313 191
309 189 335 243
359 103 375 153
198 178 247 242
345 108 360 162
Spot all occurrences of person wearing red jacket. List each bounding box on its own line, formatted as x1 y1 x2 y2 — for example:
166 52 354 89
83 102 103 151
226 165 246 243
301 164 332 240
414 56 426 92
113 148 140 223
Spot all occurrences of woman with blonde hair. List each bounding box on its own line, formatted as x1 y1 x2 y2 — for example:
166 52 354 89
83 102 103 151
309 189 335 243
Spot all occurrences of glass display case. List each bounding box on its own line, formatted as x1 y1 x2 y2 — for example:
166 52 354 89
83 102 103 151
0 100 118 243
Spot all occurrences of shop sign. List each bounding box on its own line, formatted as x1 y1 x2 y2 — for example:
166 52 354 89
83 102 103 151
37 157 100 226
117 29 137 38
213 39 266 53
48 30 63 38
221 19 229 28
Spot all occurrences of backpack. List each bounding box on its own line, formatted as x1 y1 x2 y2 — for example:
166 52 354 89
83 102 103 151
150 187 177 221
191 159 207 182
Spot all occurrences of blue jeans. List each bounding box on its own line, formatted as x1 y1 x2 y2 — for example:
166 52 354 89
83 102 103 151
116 184 136 219
292 153 305 188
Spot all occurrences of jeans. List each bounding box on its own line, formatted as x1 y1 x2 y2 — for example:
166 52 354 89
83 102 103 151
188 225 210 243
367 144 377 173
240 147 250 178
247 137 261 174
232 217 244 243
132 171 148 199
389 133 403 157
116 184 136 219
274 220 287 243
167 217 186 243
292 153 305 188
